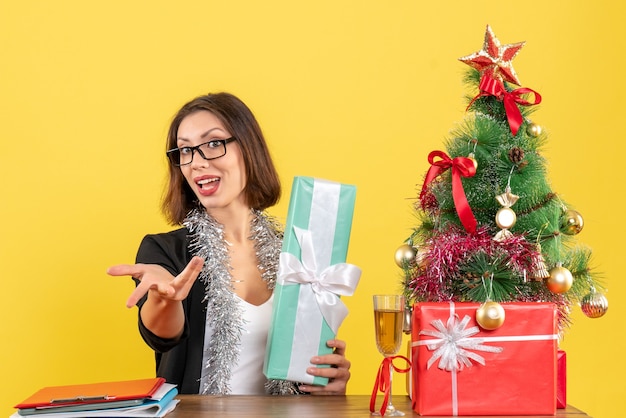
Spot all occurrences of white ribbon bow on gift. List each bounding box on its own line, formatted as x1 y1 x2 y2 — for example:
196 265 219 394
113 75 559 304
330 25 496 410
419 314 503 372
278 226 361 334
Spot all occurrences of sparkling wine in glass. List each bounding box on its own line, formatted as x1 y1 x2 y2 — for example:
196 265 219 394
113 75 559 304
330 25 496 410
373 294 405 416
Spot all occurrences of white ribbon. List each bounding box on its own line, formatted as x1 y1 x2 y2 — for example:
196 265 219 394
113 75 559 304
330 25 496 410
419 314 503 371
278 226 361 334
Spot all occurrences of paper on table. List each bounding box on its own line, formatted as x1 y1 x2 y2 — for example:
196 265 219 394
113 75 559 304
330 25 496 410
11 384 179 418
14 378 165 409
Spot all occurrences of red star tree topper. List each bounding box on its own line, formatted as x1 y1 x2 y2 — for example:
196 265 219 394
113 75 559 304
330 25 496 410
459 25 525 85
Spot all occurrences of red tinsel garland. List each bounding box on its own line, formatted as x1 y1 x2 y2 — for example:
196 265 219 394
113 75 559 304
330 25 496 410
406 224 571 331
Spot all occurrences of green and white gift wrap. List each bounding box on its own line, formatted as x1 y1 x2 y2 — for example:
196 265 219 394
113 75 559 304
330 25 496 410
263 176 361 385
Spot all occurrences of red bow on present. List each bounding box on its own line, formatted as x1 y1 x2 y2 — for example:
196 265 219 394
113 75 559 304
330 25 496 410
469 73 542 136
420 150 477 234
369 355 411 416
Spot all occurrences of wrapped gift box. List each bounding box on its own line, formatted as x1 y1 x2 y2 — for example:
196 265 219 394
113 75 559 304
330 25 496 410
264 176 360 385
557 350 567 409
411 302 558 416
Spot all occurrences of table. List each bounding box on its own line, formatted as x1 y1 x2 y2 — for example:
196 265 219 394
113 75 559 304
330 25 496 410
168 395 591 417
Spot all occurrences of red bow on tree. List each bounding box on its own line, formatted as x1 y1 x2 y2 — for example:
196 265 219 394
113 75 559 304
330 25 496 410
369 355 411 416
420 150 477 234
470 73 542 136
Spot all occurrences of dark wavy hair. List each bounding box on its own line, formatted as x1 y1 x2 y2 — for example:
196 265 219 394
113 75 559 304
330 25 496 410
161 92 281 224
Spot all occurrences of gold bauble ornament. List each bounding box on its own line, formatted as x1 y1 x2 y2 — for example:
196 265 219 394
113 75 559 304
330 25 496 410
580 290 609 318
526 122 542 137
468 152 479 170
495 207 517 229
561 209 584 235
476 301 506 330
395 244 417 268
545 265 573 293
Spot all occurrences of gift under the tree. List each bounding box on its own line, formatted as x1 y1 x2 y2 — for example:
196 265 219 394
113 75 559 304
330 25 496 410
411 302 558 416
263 176 361 385
557 350 567 409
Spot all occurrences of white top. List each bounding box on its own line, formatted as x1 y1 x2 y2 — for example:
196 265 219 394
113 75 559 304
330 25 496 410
229 294 274 394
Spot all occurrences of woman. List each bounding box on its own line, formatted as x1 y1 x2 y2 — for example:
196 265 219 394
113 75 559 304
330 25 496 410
107 93 351 395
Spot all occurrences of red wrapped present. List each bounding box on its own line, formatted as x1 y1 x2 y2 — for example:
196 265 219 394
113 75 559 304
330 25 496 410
411 302 558 416
557 350 566 409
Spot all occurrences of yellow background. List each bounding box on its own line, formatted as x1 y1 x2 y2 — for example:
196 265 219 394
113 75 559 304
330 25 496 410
1 1 623 417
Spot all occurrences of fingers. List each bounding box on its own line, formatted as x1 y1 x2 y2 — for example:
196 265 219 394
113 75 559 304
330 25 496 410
328 338 346 356
109 257 205 309
125 279 174 308
310 339 350 370
107 264 144 278
107 263 153 307
302 364 351 384
300 339 351 395
171 256 204 288
300 366 350 395
306 356 351 379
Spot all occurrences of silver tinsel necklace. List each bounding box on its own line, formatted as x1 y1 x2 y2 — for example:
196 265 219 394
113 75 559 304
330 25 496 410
184 208 300 395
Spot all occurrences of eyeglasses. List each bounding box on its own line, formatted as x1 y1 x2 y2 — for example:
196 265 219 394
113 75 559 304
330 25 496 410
166 137 236 166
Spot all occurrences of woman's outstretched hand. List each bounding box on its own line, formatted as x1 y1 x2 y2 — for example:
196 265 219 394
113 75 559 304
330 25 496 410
107 256 204 308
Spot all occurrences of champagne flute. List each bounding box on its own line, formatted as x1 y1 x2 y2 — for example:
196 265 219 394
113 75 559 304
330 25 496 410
372 295 405 416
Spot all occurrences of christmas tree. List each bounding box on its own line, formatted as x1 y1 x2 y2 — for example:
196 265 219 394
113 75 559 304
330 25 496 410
397 25 608 333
